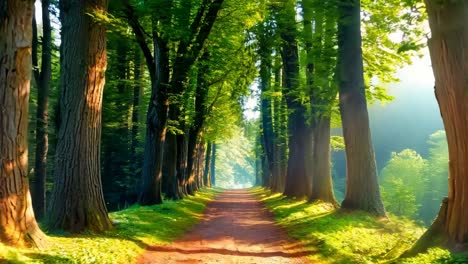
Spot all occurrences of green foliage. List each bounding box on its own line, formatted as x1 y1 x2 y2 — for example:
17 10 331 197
379 131 449 224
381 149 426 218
0 189 219 263
399 248 468 264
361 0 427 102
251 187 426 263
331 136 345 151
419 131 448 225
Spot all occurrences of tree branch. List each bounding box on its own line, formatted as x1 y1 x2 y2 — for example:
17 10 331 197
122 0 155 80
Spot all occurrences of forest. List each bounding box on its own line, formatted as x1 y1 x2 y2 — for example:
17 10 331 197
0 0 467 263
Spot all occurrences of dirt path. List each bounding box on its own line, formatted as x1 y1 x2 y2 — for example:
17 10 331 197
137 189 312 264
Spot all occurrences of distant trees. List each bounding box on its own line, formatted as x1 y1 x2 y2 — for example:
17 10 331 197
0 0 45 246
380 133 449 224
381 149 427 218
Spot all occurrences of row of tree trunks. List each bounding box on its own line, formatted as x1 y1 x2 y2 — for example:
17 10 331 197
0 0 46 247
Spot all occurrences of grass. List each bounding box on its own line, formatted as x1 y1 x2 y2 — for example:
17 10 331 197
250 187 467 264
0 188 220 264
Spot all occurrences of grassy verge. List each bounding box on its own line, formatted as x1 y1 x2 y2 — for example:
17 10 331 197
251 187 465 264
0 188 220 264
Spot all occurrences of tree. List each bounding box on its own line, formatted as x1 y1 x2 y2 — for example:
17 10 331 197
336 0 385 216
302 0 338 204
31 0 52 220
276 0 313 199
420 131 448 224
380 149 426 218
122 0 171 205
48 0 112 232
0 0 46 247
408 0 468 252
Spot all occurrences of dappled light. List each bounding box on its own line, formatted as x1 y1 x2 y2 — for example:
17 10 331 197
2 0 468 263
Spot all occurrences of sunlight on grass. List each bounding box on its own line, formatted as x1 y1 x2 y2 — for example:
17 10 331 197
250 187 462 264
0 188 220 264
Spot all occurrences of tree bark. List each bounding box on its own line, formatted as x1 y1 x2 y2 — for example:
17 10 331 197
0 0 46 247
279 0 313 199
272 54 287 193
162 133 180 200
210 143 217 186
309 116 336 204
138 37 169 205
31 0 52 220
303 0 336 204
407 0 468 252
203 142 212 187
48 0 112 232
337 0 385 216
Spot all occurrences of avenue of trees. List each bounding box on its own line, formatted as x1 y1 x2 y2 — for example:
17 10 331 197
0 0 467 256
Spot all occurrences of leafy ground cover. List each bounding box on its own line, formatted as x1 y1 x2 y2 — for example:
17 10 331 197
251 187 467 264
0 188 219 264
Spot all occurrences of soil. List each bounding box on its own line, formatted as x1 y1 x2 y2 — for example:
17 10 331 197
137 189 313 264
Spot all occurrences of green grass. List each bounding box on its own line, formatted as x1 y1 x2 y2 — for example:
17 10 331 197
250 187 466 264
0 188 220 264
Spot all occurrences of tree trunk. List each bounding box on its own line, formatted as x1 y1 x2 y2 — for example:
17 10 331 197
31 0 52 220
176 133 188 197
309 116 336 204
407 0 468 252
211 143 217 186
138 37 170 205
337 0 385 216
197 141 206 189
278 0 313 199
0 0 46 247
130 45 143 170
303 0 336 204
162 133 180 200
48 0 112 232
203 142 212 187
260 138 270 188
273 54 287 193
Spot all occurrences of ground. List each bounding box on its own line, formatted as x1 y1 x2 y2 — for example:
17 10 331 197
138 189 311 264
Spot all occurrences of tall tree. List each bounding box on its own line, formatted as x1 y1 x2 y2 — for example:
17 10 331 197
122 0 170 205
211 143 217 186
31 0 52 220
277 0 313 198
203 142 213 187
0 0 46 247
407 0 468 252
302 0 337 204
336 0 385 216
48 0 112 232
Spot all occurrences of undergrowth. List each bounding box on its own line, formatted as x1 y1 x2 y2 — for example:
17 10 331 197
0 188 219 264
251 187 466 264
